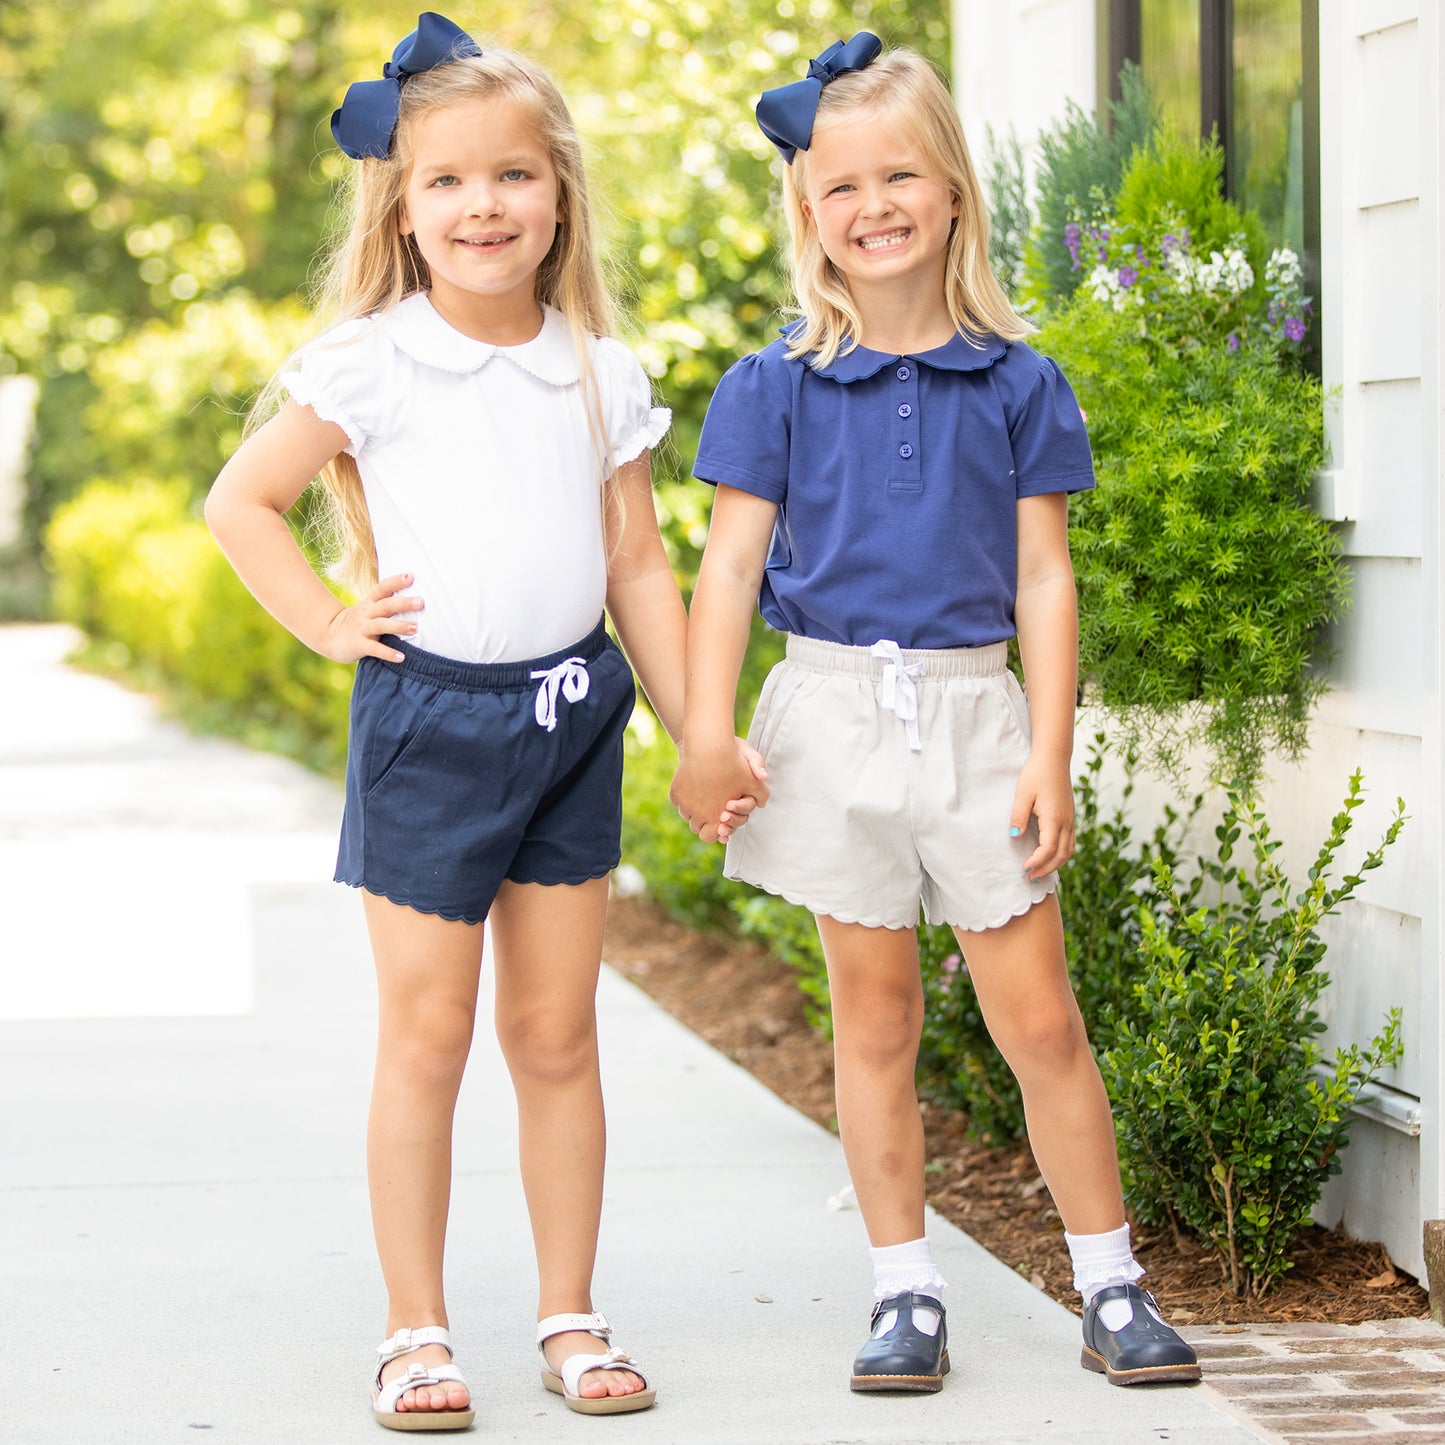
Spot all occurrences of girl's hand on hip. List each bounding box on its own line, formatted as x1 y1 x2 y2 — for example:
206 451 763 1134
1010 753 1076 880
321 573 424 664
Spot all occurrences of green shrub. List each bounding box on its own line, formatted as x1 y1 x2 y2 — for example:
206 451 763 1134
1020 62 1158 309
45 478 352 771
1062 734 1201 1047
1101 773 1405 1296
1040 276 1344 789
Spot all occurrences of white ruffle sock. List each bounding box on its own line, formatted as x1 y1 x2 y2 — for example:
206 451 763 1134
1065 1223 1147 1331
869 1237 947 1336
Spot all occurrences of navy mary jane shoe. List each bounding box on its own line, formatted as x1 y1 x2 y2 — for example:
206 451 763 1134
1080 1283 1201 1386
850 1291 950 1393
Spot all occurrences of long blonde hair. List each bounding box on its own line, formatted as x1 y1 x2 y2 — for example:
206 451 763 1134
779 49 1032 368
259 45 618 594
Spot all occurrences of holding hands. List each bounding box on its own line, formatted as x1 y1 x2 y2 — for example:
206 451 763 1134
672 737 769 845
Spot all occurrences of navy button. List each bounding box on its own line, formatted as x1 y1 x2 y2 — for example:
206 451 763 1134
896 365 911 381
899 443 913 459
898 403 912 418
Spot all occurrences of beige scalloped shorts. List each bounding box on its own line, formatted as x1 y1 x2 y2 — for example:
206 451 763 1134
723 634 1058 932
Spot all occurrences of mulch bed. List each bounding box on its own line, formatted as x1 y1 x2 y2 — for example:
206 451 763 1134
604 895 1431 1326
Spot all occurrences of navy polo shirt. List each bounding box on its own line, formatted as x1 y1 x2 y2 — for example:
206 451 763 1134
693 328 1095 649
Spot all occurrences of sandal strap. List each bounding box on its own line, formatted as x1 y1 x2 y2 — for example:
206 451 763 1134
374 1359 469 1415
552 1346 647 1398
375 1325 456 1392
378 1325 455 1364
536 1311 611 1345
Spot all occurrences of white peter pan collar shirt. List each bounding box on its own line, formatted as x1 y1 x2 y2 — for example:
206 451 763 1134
282 292 670 664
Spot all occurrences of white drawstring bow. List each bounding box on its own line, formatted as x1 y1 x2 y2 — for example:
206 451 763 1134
530 657 590 732
871 639 923 752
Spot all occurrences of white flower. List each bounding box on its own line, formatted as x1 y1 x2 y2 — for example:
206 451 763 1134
1088 263 1124 310
1266 247 1303 289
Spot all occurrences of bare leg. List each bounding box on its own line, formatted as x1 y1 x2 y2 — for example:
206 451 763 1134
955 895 1125 1234
364 891 482 1415
815 916 927 1247
489 876 646 1401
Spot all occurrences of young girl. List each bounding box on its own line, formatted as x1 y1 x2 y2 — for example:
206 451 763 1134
207 13 759 1429
671 34 1200 1394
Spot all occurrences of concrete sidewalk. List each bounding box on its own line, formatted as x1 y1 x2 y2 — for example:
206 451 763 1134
2 623 1266 1444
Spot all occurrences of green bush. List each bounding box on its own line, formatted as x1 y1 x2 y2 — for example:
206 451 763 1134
1020 62 1157 309
45 478 352 771
620 725 740 933
1102 772 1405 1296
990 80 1341 789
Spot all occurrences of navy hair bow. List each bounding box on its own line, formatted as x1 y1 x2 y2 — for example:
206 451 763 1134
330 11 482 160
755 32 883 163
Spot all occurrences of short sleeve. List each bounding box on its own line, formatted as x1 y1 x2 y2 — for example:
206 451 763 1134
1002 348 1095 498
594 337 670 474
692 349 792 503
279 317 390 457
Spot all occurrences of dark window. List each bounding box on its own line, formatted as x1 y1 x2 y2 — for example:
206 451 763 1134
1107 0 1319 363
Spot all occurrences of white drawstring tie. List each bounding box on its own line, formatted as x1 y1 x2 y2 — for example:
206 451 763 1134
871 639 923 752
530 657 589 732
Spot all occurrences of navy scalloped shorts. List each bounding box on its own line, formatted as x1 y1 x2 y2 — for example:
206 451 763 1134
335 618 634 924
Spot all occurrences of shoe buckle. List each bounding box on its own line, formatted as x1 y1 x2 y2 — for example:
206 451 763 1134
380 1327 413 1358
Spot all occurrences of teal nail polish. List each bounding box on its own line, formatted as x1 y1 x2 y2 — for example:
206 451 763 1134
1009 826 1021 837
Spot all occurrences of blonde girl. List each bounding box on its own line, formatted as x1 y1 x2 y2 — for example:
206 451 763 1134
207 11 759 1430
671 34 1199 1396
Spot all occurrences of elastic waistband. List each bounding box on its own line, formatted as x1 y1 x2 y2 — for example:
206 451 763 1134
783 633 1008 681
380 618 611 694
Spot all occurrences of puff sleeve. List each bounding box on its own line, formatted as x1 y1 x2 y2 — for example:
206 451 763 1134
997 345 1095 498
593 337 671 474
279 317 396 457
691 348 792 504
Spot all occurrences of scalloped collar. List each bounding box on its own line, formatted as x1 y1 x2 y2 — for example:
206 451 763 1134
791 322 1007 382
380 294 579 385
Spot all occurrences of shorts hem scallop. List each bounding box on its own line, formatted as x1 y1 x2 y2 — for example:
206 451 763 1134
338 861 621 925
339 879 490 927
723 862 1059 934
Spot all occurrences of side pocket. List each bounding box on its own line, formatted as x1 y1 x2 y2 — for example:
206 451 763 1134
365 682 450 799
747 662 796 758
999 671 1034 744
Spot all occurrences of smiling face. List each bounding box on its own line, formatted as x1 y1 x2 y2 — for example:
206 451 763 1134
799 116 959 306
399 93 562 340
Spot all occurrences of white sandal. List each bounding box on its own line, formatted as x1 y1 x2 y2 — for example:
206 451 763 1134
536 1312 656 1415
372 1325 475 1432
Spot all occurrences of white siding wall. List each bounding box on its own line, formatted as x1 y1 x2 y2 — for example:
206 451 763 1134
950 0 1442 1279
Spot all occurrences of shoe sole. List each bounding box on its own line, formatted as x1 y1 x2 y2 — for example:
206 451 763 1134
542 1372 657 1414
851 1353 950 1393
1081 1345 1202 1386
374 1407 476 1431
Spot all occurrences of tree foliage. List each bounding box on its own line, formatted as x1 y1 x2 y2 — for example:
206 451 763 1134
2 0 949 608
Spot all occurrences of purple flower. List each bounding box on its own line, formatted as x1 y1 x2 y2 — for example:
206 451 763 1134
1226 332 1240 352
1284 316 1307 342
1064 222 1082 269
1118 265 1139 288
1161 233 1179 255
